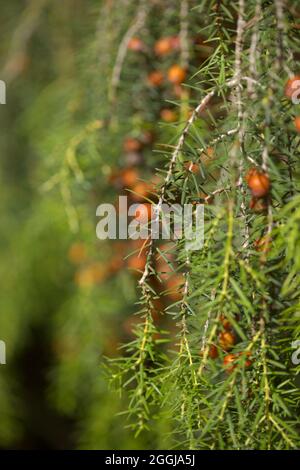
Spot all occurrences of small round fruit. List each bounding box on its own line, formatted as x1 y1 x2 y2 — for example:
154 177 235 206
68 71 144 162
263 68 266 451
223 354 237 373
160 108 177 122
246 168 270 198
131 181 150 202
147 70 164 87
223 352 252 373
220 315 231 331
127 254 147 272
240 351 252 368
184 161 200 174
123 137 142 153
219 331 235 351
294 116 300 132
121 167 139 187
167 64 186 85
128 37 144 52
285 75 300 99
208 344 218 359
154 37 173 56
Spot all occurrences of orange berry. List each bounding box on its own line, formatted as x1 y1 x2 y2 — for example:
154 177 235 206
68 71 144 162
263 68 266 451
294 116 300 132
128 37 144 52
208 344 218 359
220 315 231 331
127 254 147 272
147 70 164 87
285 75 300 99
130 181 150 202
154 37 173 56
167 64 186 85
219 331 235 351
121 167 139 187
123 137 142 153
223 354 237 373
246 168 270 198
184 161 200 174
160 108 177 122
223 352 252 373
241 352 252 368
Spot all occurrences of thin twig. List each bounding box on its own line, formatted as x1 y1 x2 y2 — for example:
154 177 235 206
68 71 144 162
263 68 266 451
108 0 147 106
2 0 48 83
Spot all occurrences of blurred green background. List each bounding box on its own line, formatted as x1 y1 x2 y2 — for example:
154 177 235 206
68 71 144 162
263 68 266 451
0 0 198 449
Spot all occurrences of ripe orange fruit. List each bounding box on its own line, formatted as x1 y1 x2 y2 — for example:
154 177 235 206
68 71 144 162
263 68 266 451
127 254 147 272
184 161 200 174
167 64 186 85
223 354 237 373
241 351 252 368
154 37 173 56
123 137 142 153
223 352 252 373
121 167 139 187
246 168 270 198
294 116 300 132
208 344 218 359
160 108 177 122
220 315 231 331
131 181 150 202
219 331 235 351
68 242 87 264
147 70 164 87
128 37 144 52
285 75 300 99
